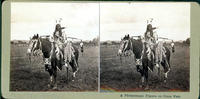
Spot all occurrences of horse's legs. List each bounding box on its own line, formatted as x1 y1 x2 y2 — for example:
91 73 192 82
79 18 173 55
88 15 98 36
164 65 170 83
140 76 145 88
164 72 168 83
73 64 78 78
64 62 69 82
157 64 161 80
69 61 76 81
48 60 57 89
139 67 145 88
73 58 79 78
144 67 149 90
161 60 170 83
48 70 54 88
52 67 57 89
49 75 53 88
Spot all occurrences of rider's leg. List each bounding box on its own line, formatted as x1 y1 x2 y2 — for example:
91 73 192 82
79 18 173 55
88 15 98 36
60 48 65 65
155 47 159 67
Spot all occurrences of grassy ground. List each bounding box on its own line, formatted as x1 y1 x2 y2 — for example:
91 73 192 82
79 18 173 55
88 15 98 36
100 44 189 92
10 44 99 91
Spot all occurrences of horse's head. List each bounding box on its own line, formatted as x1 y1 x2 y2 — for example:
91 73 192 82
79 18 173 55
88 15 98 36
27 34 40 55
118 35 132 56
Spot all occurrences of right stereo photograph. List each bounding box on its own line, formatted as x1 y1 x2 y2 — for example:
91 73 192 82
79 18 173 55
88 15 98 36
100 2 190 92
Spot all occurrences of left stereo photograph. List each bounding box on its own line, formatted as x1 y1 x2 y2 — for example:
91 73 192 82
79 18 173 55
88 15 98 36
10 2 99 91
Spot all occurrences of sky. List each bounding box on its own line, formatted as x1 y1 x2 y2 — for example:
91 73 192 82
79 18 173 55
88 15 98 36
100 2 190 41
11 2 190 41
11 3 99 40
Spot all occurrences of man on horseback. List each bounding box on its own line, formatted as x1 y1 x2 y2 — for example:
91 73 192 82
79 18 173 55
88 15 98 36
51 18 77 71
51 18 66 70
143 18 168 68
144 18 158 44
53 18 65 43
143 18 160 68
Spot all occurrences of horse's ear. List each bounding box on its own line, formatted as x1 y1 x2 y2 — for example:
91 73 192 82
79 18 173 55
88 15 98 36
124 35 127 38
36 34 39 38
33 34 36 39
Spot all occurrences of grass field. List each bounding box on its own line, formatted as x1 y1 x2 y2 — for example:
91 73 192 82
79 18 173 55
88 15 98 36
100 44 190 92
10 44 99 91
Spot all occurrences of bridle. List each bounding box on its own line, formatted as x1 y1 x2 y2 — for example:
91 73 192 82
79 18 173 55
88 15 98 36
121 39 133 54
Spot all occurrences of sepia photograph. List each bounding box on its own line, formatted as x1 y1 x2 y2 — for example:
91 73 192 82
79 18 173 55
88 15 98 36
100 3 190 92
2 1 200 99
10 2 99 91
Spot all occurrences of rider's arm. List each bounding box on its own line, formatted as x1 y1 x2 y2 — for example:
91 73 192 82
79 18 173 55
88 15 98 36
152 27 157 30
60 27 65 29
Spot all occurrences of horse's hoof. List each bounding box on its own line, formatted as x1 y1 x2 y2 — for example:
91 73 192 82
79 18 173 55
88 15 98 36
164 80 167 83
144 85 149 90
48 84 51 88
52 86 57 90
139 85 143 88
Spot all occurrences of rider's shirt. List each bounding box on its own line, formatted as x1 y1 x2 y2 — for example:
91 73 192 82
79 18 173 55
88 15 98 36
53 23 65 43
145 24 156 38
145 24 157 44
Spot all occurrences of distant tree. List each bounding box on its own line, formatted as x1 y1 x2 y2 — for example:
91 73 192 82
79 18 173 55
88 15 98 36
18 40 24 44
11 41 14 44
185 38 190 44
111 41 117 45
92 36 99 46
102 42 108 45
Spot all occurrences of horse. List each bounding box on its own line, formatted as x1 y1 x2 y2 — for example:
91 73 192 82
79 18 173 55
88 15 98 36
118 36 171 89
27 34 79 89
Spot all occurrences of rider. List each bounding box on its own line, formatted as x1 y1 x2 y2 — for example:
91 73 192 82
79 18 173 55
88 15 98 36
53 18 65 43
144 18 160 67
52 18 66 69
53 18 76 70
144 18 158 44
